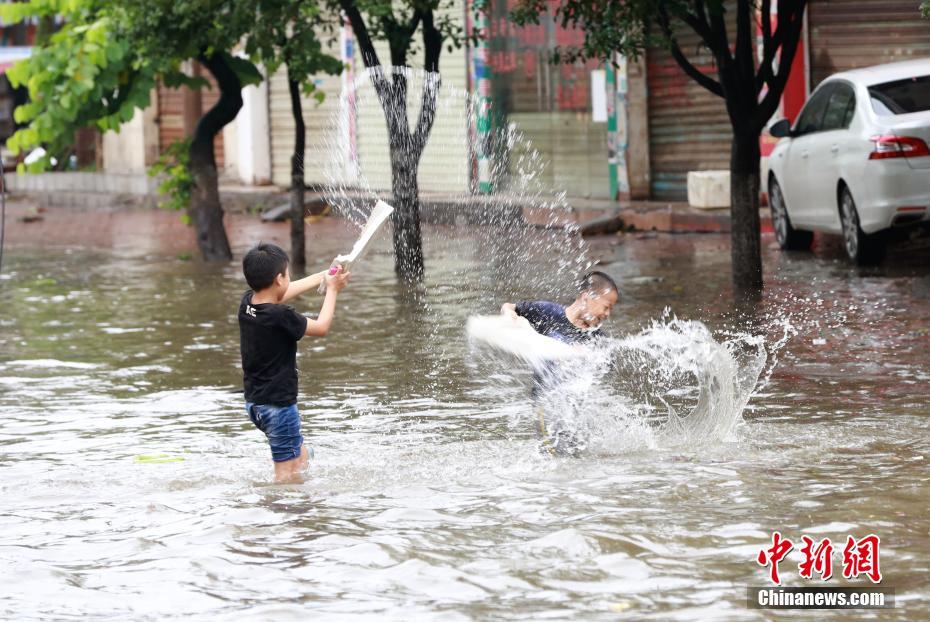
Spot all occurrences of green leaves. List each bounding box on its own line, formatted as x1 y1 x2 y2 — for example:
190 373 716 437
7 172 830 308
3 6 151 166
6 0 266 174
148 138 195 214
246 0 342 94
511 0 660 63
224 54 263 87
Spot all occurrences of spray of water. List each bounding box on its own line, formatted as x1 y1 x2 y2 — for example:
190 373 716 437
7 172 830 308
315 66 781 453
470 311 768 454
320 66 591 294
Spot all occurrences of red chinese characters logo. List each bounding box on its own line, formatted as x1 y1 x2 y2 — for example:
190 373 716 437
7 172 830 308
842 534 882 583
757 533 882 585
757 531 794 585
798 536 834 580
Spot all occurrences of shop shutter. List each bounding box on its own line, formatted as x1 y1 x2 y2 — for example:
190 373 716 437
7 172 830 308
156 64 224 167
809 0 930 88
646 19 733 201
353 6 470 194
268 60 344 188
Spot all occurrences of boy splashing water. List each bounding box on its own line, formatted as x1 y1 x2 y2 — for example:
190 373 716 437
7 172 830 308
500 271 619 456
238 242 350 482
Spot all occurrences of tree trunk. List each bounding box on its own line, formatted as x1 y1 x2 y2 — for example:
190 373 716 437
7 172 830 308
187 53 242 262
287 74 306 271
338 1 441 284
730 130 763 295
390 144 425 283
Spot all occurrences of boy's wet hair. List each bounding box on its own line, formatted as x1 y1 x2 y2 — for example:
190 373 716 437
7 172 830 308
243 242 289 291
578 270 619 298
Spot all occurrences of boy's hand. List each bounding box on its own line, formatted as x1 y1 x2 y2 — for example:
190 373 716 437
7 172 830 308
501 303 520 322
325 266 351 292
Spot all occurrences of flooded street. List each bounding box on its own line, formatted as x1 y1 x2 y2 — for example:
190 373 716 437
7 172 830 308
1 211 928 620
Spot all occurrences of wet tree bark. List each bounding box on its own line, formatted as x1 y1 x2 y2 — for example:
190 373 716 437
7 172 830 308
287 71 307 271
390 143 425 281
340 0 442 285
730 131 762 294
187 53 242 262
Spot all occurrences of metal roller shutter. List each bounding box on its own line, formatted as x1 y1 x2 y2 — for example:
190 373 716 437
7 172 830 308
353 6 469 194
646 20 733 201
268 50 344 188
809 0 930 88
156 63 224 168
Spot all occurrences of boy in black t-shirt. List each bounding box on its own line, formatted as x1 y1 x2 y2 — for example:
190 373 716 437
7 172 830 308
238 242 350 482
500 271 619 456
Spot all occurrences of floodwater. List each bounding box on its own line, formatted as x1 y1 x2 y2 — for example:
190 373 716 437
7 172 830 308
1 212 929 621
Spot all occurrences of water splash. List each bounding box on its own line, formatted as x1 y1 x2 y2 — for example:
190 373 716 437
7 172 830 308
320 66 592 297
471 312 769 455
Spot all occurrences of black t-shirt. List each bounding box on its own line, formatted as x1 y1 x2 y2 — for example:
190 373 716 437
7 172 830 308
238 290 309 406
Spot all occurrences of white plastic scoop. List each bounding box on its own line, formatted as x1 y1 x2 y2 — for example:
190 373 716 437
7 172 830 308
466 314 585 363
320 200 394 293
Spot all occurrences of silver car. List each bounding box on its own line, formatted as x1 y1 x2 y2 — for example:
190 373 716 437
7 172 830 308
768 58 930 264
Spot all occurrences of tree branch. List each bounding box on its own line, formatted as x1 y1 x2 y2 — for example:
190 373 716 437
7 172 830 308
756 0 788 93
339 0 390 106
671 3 715 51
412 75 439 159
707 2 730 61
735 0 754 85
421 6 442 73
657 6 724 98
195 53 243 148
754 0 807 129
761 0 772 61
412 7 444 156
340 0 380 68
407 9 422 36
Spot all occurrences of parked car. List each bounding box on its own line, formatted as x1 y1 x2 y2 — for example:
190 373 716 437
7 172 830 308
768 58 930 264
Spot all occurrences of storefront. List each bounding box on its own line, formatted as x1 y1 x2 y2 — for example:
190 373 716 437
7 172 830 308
644 11 736 202
808 0 930 88
483 0 610 199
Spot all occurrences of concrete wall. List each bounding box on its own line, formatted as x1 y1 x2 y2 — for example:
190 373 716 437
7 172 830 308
101 89 160 175
7 172 158 194
625 57 650 200
225 71 272 186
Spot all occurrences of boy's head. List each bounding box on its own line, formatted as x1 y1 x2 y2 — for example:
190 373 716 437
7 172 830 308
573 271 619 328
243 242 291 297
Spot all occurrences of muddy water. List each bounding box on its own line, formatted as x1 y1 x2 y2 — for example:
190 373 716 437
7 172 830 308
1 215 928 620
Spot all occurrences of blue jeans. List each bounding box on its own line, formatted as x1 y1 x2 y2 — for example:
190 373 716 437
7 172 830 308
246 402 304 462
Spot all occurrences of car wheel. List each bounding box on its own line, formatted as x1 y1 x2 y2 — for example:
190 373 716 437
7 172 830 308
769 177 813 250
839 186 885 265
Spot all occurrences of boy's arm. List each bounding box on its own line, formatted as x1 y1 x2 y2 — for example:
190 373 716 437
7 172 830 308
281 269 328 303
304 269 350 336
305 288 338 336
501 302 535 330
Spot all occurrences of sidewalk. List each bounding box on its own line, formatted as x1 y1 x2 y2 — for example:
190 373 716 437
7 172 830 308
4 172 772 236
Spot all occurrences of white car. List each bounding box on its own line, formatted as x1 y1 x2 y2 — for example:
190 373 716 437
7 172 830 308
768 58 930 264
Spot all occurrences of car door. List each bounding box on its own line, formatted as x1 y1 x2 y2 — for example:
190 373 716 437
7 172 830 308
782 83 835 227
806 82 857 228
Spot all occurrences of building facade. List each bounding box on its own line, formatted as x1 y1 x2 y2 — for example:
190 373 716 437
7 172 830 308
98 1 930 205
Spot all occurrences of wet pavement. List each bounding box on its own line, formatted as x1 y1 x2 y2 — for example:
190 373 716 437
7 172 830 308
0 204 928 620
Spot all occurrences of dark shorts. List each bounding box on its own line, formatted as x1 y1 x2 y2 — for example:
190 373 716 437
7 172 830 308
246 402 304 462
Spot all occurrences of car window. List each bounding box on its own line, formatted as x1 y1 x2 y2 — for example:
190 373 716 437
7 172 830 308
822 83 856 131
794 84 835 135
868 75 930 115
